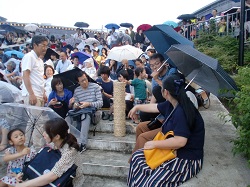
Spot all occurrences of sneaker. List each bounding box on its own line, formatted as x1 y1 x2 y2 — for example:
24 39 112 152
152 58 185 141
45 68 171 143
109 114 114 121
79 144 87 153
102 113 110 120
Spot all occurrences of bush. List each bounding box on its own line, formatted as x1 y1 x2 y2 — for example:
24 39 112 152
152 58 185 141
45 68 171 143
195 34 250 165
194 34 250 74
229 67 250 165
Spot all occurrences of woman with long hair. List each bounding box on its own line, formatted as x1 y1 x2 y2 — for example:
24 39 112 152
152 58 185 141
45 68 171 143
127 74 205 186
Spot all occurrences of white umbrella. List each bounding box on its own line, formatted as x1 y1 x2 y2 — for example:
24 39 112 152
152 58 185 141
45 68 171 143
24 23 39 32
85 38 100 46
107 45 143 62
77 41 86 51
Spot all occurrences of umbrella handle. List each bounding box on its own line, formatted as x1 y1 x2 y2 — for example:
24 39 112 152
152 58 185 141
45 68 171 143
185 68 201 89
157 58 169 72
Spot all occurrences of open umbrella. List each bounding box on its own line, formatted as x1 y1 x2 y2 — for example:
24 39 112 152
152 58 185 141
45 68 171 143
105 23 120 29
106 45 143 62
4 50 24 59
222 7 240 15
120 23 133 28
144 24 194 67
65 37 82 47
44 48 59 61
166 44 238 97
84 38 100 46
53 68 98 93
0 103 63 149
118 32 132 45
74 22 89 28
24 23 39 32
163 21 178 28
177 14 197 20
0 81 22 103
71 51 99 69
137 24 152 32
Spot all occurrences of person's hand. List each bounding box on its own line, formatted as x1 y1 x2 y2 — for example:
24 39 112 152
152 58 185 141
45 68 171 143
29 94 37 106
128 106 138 120
144 141 156 150
43 92 48 103
16 172 24 186
21 147 30 156
79 102 90 109
151 71 159 80
49 98 58 106
69 97 75 105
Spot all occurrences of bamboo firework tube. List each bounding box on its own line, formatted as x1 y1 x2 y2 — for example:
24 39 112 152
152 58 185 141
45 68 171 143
113 81 126 137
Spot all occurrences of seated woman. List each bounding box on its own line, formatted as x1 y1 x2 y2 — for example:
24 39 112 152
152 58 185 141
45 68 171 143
127 74 205 186
47 77 74 118
16 118 80 187
4 60 22 88
107 59 119 80
44 65 55 98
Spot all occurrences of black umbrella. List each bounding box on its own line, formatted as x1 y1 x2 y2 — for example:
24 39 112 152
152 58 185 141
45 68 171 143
222 7 240 15
44 48 59 61
177 14 197 20
144 24 194 67
166 44 238 97
53 68 98 93
120 23 133 28
74 22 89 28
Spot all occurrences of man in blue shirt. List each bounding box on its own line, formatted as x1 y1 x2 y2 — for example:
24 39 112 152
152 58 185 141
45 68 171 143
140 53 177 121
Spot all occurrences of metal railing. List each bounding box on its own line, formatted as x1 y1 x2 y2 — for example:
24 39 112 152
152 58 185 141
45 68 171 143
179 9 250 43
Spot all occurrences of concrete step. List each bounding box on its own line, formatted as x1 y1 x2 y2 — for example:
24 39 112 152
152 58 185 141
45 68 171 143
89 120 136 134
80 149 130 180
88 132 135 154
81 176 127 187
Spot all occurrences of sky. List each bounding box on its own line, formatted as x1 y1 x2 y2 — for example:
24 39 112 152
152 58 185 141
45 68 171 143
0 0 216 30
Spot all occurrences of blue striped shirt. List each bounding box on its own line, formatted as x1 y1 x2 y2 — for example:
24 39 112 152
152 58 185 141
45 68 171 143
73 83 103 109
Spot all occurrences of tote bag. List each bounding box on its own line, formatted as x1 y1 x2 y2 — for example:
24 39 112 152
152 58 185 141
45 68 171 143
144 131 176 170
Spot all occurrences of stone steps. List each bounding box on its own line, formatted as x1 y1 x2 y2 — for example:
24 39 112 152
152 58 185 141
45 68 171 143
88 132 135 154
80 120 136 186
81 149 130 180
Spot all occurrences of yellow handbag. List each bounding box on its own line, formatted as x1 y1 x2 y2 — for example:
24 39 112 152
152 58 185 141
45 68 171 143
144 131 176 170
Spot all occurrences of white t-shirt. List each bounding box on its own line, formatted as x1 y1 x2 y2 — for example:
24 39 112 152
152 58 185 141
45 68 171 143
21 50 45 97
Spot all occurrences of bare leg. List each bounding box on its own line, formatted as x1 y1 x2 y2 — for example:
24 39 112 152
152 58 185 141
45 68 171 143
0 128 9 151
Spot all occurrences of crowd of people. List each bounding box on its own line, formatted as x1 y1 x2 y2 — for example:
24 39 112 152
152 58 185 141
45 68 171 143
179 2 250 41
0 20 207 186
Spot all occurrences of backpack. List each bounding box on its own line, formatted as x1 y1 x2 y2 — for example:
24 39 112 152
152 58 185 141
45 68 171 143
22 147 77 187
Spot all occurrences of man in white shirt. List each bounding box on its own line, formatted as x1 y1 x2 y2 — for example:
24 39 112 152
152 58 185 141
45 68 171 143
209 9 220 23
56 51 72 73
21 35 49 149
22 35 48 106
